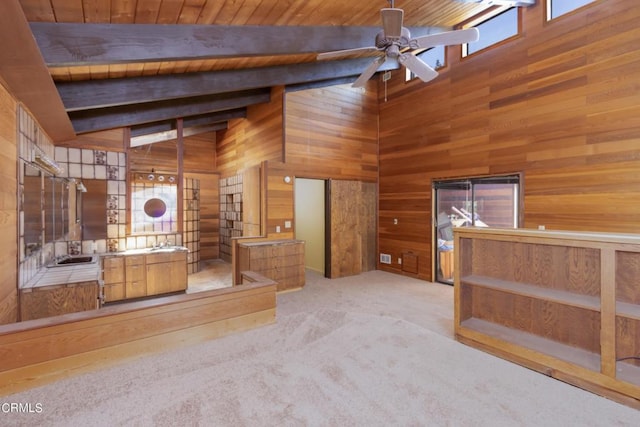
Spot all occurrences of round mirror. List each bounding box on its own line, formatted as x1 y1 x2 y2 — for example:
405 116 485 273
144 198 167 218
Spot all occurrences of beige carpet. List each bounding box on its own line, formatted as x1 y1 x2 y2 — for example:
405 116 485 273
3 270 640 426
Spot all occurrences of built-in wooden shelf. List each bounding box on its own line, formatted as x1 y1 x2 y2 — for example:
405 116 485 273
460 318 601 371
461 275 601 312
455 227 640 409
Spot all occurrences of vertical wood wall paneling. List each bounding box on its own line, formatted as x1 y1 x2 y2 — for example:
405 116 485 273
378 0 640 280
243 164 262 237
0 83 18 324
186 172 219 260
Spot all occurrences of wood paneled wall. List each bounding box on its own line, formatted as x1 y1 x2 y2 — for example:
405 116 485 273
129 140 178 173
284 84 378 182
216 82 379 275
58 128 126 151
217 86 285 177
186 172 220 260
183 131 217 173
0 83 18 325
378 0 640 280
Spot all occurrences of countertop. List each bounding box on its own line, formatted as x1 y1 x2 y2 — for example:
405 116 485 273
22 261 101 290
21 246 189 290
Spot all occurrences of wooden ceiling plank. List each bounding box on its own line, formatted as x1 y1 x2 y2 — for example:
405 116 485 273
82 0 111 23
156 0 185 24
177 0 207 24
50 0 84 22
57 58 399 111
134 0 161 24
69 89 270 133
31 23 440 67
16 0 55 22
110 0 137 24
0 0 74 141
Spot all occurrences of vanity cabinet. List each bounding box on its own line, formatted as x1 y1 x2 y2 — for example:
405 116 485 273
146 251 188 295
102 256 125 302
237 240 305 292
102 250 187 303
454 227 640 408
125 255 147 299
20 281 99 321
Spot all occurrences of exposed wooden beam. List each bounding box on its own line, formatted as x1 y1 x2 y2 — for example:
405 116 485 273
0 0 74 141
30 23 441 67
130 109 246 137
69 90 270 134
58 58 398 111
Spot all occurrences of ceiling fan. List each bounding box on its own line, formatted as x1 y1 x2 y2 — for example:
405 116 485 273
317 1 480 88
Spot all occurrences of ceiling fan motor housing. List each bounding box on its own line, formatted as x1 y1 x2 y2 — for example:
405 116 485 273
375 27 411 49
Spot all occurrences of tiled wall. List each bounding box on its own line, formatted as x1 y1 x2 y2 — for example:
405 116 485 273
54 146 127 254
219 174 243 261
184 178 201 274
17 106 187 288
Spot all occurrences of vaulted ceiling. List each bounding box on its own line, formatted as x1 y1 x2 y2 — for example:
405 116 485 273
16 0 494 140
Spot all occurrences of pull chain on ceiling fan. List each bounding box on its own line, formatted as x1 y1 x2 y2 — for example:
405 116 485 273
317 1 480 87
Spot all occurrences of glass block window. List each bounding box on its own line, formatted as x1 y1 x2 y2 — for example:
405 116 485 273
131 173 178 234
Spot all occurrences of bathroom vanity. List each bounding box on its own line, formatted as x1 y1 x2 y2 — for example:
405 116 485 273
19 247 188 320
102 247 188 303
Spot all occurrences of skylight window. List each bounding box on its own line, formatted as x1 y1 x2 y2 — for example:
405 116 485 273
546 0 598 20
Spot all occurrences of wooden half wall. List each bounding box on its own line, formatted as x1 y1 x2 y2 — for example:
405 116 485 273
0 280 276 396
378 0 640 281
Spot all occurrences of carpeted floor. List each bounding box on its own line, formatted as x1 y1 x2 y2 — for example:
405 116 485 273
3 270 639 426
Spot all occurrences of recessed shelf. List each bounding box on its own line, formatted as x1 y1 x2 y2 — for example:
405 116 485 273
461 318 601 371
461 275 601 312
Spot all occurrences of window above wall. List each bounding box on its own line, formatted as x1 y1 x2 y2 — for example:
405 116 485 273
546 0 598 20
462 7 519 57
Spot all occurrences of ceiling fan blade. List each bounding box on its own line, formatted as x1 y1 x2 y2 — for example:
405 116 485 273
317 46 379 60
352 56 387 88
412 27 480 50
381 8 404 39
398 53 439 83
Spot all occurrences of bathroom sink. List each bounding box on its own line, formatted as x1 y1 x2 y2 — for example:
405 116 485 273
48 255 98 267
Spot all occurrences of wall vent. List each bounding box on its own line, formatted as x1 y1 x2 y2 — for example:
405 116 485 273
380 253 392 264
